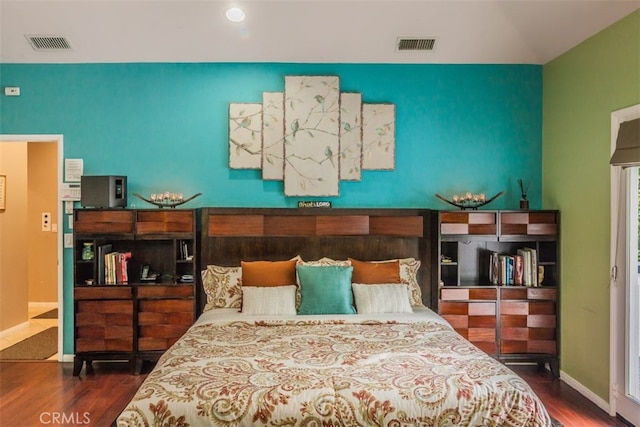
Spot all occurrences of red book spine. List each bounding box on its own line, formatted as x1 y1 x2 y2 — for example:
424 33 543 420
117 252 132 284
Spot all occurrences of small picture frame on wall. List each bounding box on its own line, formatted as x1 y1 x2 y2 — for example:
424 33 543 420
0 175 5 210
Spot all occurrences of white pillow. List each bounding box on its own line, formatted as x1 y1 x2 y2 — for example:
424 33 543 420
241 285 297 315
352 283 413 314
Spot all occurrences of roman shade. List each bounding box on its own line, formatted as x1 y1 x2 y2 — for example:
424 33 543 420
610 118 640 167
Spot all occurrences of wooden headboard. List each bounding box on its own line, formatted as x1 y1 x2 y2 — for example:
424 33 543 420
197 207 437 313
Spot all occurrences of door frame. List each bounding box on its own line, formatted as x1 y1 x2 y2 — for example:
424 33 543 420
610 104 640 419
0 134 64 361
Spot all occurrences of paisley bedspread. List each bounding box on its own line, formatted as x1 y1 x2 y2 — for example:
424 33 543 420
117 307 551 426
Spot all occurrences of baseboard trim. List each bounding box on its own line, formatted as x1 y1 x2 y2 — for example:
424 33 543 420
61 354 75 363
560 369 610 413
28 302 58 309
0 321 30 338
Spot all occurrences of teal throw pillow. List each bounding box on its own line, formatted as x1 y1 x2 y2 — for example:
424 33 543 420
296 265 355 315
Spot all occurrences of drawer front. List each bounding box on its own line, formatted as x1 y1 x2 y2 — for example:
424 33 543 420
500 336 557 355
75 286 132 300
500 212 558 236
501 287 557 301
500 300 557 355
136 210 194 234
440 287 497 301
74 210 134 234
137 285 194 298
137 299 194 351
441 288 469 301
440 301 498 355
75 300 133 352
138 336 184 352
527 288 557 300
139 299 193 314
440 212 497 235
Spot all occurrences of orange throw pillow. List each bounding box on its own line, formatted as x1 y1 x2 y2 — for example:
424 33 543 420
348 258 401 284
241 259 297 287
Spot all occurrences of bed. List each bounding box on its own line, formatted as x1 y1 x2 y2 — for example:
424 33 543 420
116 208 552 426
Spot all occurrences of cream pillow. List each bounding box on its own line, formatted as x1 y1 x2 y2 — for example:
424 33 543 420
363 258 423 306
241 285 297 315
352 283 413 314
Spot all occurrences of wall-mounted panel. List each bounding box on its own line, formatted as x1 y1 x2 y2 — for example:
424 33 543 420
339 92 363 181
229 103 262 169
262 92 285 180
284 76 341 196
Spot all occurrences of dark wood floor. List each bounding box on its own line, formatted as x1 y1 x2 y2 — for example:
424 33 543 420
514 364 632 427
0 361 632 426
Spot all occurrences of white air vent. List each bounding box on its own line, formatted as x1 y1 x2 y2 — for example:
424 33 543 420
396 37 436 51
25 35 73 51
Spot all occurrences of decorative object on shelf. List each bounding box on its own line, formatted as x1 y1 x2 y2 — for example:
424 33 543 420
518 179 530 210
133 192 202 208
538 265 545 286
435 191 504 210
81 243 94 260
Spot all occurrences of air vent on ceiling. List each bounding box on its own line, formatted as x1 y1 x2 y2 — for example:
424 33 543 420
25 35 73 51
396 37 436 52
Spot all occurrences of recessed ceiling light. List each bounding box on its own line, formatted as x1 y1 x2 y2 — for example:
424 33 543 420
226 7 245 23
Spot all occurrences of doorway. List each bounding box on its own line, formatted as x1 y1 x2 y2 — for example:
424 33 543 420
610 105 640 425
0 135 64 361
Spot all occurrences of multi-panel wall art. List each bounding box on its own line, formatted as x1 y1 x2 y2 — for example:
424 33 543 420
228 103 262 169
228 75 395 197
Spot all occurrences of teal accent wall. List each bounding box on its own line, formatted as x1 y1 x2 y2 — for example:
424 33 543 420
543 10 640 401
0 62 542 354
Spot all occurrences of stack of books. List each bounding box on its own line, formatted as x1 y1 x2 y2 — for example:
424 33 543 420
97 244 132 285
179 240 192 260
489 247 538 286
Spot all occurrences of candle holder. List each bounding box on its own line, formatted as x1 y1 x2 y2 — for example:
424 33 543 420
435 191 504 210
133 192 202 208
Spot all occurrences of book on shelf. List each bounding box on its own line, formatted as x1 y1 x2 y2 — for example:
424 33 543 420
490 253 515 286
97 244 112 284
502 255 514 286
180 240 189 260
489 251 529 286
517 247 538 287
514 254 524 286
104 251 132 285
528 247 538 286
489 252 500 285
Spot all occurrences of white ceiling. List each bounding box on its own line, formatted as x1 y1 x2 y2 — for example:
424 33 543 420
1 0 638 65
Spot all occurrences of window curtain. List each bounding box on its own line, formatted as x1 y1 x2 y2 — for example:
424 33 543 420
610 118 640 167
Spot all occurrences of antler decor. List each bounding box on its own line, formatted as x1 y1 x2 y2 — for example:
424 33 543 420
435 191 504 210
133 192 202 209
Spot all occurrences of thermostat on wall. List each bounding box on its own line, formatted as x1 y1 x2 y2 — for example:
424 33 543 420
4 87 20 96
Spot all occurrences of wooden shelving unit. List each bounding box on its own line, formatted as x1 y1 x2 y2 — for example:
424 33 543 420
437 210 560 376
72 209 197 376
